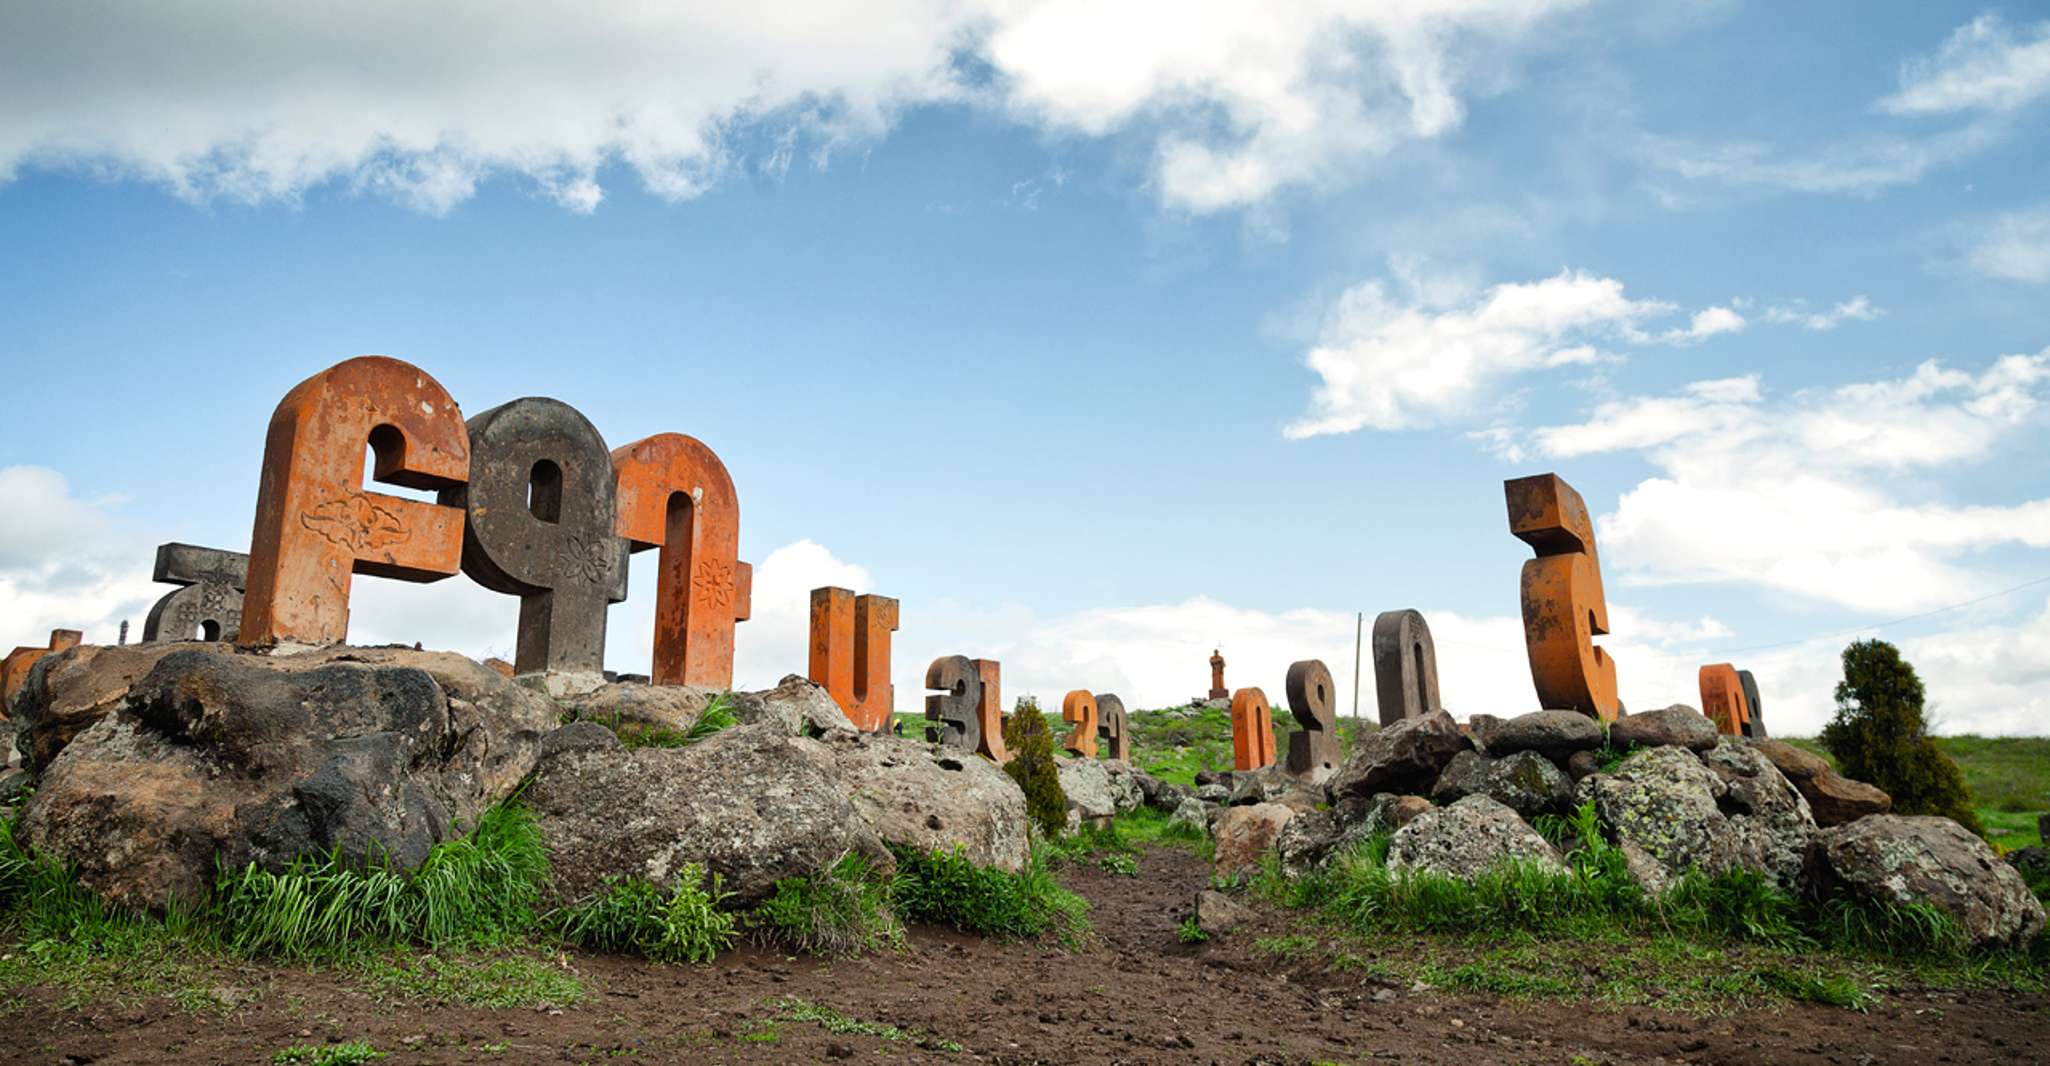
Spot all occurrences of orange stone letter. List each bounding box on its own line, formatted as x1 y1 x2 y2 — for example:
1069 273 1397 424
1 629 82 716
240 356 470 646
1061 690 1098 758
613 433 751 688
1231 687 1277 771
1505 473 1620 722
974 658 1009 763
808 587 898 731
1698 663 1753 737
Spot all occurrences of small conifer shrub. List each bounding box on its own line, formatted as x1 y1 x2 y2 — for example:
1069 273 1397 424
1821 639 1983 835
1002 696 1069 839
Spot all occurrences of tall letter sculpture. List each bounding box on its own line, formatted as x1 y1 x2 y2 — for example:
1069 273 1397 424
1095 693 1130 762
1371 609 1442 725
1505 473 1620 722
974 659 1008 762
1284 660 1339 776
445 397 625 678
612 433 751 687
1698 663 1757 738
809 587 898 731
1062 690 1098 758
1738 669 1768 738
241 356 470 646
1231 687 1276 771
142 543 247 643
925 655 982 751
2 629 82 716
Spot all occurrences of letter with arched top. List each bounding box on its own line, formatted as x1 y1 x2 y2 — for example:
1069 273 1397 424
1284 660 1338 776
925 654 982 752
1095 693 1130 762
445 397 625 677
241 356 470 646
1231 687 1276 771
974 658 1009 763
1061 690 1098 758
142 543 248 643
1698 663 1754 737
2 629 82 716
1505 473 1620 722
1737 669 1768 739
809 587 898 731
613 433 751 687
1371 609 1442 726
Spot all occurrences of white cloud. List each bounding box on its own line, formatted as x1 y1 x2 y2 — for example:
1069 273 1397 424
1760 295 1881 330
1510 352 2050 614
1962 206 2050 284
0 467 158 651
1660 304 1746 343
0 0 1587 215
1880 14 2050 115
1641 123 2004 196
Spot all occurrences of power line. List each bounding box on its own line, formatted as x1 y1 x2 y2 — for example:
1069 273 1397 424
1706 572 2050 656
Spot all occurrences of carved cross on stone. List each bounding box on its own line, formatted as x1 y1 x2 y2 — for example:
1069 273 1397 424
142 542 249 643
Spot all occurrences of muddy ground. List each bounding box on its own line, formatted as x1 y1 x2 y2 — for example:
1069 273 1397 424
4 844 2044 1065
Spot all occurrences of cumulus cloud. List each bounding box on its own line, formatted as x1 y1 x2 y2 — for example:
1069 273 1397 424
1507 352 2050 613
1879 13 2050 115
1961 206 2050 284
0 467 158 651
0 0 1587 215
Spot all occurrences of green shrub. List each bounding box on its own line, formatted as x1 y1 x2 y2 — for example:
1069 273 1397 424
549 867 736 963
272 1041 384 1065
746 854 903 958
1001 697 1068 839
887 845 1088 946
1821 639 1983 835
1175 917 1209 944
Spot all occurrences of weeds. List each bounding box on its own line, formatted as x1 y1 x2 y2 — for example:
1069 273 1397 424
887 845 1089 947
1175 918 1208 944
549 868 736 964
746 855 903 958
769 995 964 1052
272 1042 384 1065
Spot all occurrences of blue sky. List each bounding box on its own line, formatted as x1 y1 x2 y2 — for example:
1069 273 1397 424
2 1 2047 733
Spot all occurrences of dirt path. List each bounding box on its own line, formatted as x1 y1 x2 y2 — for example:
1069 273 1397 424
5 845 2046 1065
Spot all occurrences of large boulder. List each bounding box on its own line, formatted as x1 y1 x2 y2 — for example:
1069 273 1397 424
558 682 712 740
1327 710 1467 802
1100 760 1146 814
1475 710 1602 761
734 674 857 737
526 721 892 906
1699 737 1815 891
1609 705 1718 754
1228 762 1296 807
1433 749 1572 819
820 731 1029 873
1576 745 1738 894
1808 815 2046 949
1056 757 1119 820
1387 795 1565 879
17 645 559 910
1212 802 1295 879
1750 739 1890 826
9 642 193 772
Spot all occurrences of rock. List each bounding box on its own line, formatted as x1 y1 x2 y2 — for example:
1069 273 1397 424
1483 750 1576 819
1168 797 1209 834
1194 769 1227 788
1193 889 1254 936
9 642 191 772
1699 737 1815 891
526 721 893 906
1327 710 1467 802
735 674 857 737
1429 750 1491 805
1229 763 1294 806
18 645 559 910
1808 815 2046 948
1609 705 1718 753
1212 802 1295 879
539 721 627 761
1193 783 1230 804
2008 846 2050 885
1565 749 1599 782
1749 739 1890 826
0 766 29 807
1465 714 1503 753
1056 757 1118 820
820 730 1029 873
1576 746 1737 894
558 682 712 741
1386 795 1565 879
1477 710 1603 761
1100 760 1145 814
1275 808 1337 877
1144 777 1195 814
0 719 16 768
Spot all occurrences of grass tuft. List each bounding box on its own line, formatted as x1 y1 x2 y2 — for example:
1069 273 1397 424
746 854 903 958
549 867 736 964
887 845 1090 947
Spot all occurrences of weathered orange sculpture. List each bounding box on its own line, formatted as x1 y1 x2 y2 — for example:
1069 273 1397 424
1 629 82 715
1208 648 1228 700
1231 687 1276 771
1506 473 1620 722
1061 690 1098 758
612 433 752 687
1698 663 1753 736
808 587 898 731
974 658 1009 763
240 356 470 646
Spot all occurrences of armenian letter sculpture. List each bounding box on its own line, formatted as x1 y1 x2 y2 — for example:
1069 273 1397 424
1371 608 1442 725
1505 473 1620 722
973 659 1008 762
1062 690 1098 758
1231 687 1276 771
809 587 898 731
612 433 751 687
1738 669 1768 738
1699 663 1761 738
1284 659 1338 776
241 356 470 646
2 629 82 715
141 543 248 643
925 654 982 752
1095 693 1130 762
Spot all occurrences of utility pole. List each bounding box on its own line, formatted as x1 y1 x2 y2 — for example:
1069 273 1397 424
1352 611 1363 723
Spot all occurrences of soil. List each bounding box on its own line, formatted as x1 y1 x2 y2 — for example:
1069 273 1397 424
4 845 2045 1065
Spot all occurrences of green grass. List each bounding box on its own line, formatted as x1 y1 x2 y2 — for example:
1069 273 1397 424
768 995 964 1052
745 854 903 958
1781 735 2047 850
272 1041 384 1065
1175 917 1208 944
577 692 740 750
548 868 736 964
351 949 584 1009
887 845 1090 947
1123 703 1368 786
